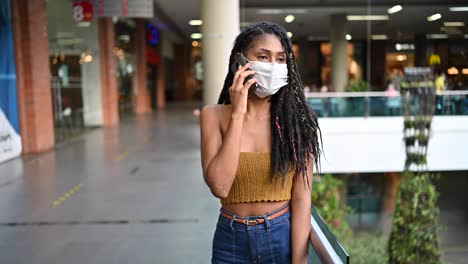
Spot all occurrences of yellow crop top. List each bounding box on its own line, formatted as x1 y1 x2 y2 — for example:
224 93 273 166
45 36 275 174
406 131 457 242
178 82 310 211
221 152 294 205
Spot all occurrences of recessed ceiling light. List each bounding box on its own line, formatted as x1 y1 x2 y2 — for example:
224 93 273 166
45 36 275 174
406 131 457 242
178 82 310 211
371 35 388 40
257 9 307 15
287 32 293 38
189 20 203 26
347 15 389 21
426 34 448 39
388 5 402 14
449 7 468 12
285 15 295 23
427 13 442 22
346 34 352 40
191 33 203 39
443 22 464 27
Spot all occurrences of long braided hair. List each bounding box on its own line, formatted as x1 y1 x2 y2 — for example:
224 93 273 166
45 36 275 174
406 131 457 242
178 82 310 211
217 22 322 186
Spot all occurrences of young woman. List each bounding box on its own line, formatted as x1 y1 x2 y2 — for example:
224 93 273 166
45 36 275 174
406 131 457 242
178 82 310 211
200 21 322 263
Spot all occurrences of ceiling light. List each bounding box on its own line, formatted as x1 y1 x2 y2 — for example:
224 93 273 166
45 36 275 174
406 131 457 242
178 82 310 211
440 27 462 34
347 15 389 21
257 9 307 15
287 32 293 38
462 69 468 75
443 22 464 27
426 34 448 39
189 20 203 26
371 35 388 40
191 33 203 39
427 13 441 22
285 15 295 23
346 34 352 40
388 5 402 14
395 43 415 50
192 41 199 47
449 7 468 12
447 67 458 75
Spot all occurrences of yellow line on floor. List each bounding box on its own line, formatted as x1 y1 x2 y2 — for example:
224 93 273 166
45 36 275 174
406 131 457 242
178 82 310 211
116 151 129 161
52 182 84 208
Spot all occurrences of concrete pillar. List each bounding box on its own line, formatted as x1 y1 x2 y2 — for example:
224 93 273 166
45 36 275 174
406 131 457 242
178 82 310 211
156 31 166 109
133 19 151 113
201 0 239 105
98 18 119 126
11 0 55 153
330 14 348 92
81 21 103 126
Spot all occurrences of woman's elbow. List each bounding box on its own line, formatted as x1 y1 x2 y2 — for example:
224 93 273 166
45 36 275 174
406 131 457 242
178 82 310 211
204 175 229 199
210 185 229 199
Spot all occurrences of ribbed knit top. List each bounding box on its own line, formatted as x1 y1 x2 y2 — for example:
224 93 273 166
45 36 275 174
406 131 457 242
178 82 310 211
220 152 294 205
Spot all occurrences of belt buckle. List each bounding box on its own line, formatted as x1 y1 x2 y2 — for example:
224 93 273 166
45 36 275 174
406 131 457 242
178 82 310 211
244 219 259 225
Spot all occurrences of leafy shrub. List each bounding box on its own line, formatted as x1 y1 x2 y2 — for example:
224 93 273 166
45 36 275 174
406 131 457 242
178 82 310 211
312 174 352 239
388 172 441 264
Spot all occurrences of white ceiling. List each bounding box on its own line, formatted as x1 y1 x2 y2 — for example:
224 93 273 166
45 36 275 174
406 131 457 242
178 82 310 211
153 0 468 41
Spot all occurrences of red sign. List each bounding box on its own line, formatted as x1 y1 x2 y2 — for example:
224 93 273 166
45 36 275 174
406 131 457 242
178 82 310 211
73 1 94 22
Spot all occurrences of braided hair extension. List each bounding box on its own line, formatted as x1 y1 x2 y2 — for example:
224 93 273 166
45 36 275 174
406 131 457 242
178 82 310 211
217 21 322 187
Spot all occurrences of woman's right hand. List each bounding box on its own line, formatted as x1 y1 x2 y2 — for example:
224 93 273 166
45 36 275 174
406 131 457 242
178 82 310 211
229 63 257 115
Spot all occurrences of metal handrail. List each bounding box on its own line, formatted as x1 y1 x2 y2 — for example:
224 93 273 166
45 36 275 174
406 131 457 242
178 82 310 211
305 90 468 98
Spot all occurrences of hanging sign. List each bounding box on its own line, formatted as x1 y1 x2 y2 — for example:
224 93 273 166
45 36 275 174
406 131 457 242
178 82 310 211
94 0 153 18
73 0 94 22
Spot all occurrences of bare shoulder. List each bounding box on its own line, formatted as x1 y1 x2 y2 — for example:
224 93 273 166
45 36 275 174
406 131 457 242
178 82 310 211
201 104 232 122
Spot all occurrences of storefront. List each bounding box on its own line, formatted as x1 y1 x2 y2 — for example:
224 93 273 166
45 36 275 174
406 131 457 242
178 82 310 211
47 0 102 141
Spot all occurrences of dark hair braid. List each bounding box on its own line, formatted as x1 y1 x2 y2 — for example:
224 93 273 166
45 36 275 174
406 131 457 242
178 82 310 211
217 21 322 186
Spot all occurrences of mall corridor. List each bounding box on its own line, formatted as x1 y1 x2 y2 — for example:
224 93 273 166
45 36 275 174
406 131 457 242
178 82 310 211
0 104 218 263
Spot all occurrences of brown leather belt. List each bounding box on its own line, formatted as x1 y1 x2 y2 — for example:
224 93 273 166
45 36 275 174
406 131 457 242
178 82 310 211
220 206 290 226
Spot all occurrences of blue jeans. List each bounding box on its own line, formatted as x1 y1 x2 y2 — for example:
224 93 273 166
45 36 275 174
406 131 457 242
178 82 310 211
212 204 292 263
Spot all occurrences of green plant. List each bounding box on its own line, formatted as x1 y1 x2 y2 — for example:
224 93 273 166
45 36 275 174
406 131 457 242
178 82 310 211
342 232 389 264
347 80 370 92
312 174 352 238
388 172 441 264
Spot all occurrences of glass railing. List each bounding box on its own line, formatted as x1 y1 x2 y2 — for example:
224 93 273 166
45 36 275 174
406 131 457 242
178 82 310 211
305 91 468 118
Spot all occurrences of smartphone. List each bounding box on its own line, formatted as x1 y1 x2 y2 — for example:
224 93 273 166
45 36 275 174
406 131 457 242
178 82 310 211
230 53 257 96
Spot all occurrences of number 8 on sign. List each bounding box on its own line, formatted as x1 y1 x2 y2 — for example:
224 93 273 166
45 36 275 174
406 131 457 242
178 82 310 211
73 6 84 22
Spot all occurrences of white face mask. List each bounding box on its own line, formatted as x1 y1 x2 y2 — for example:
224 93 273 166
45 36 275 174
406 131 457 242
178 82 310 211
248 61 288 98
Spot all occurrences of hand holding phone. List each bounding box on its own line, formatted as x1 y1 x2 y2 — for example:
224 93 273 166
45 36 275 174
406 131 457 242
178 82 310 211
230 53 257 96
228 53 257 115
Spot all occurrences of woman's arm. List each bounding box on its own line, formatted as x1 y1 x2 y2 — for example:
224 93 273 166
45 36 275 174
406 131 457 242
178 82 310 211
200 64 256 199
200 105 245 198
291 156 314 264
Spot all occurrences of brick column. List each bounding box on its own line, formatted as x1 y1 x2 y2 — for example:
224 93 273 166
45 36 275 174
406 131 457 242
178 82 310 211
174 44 192 101
156 31 166 109
11 0 54 153
133 19 152 113
98 18 119 126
